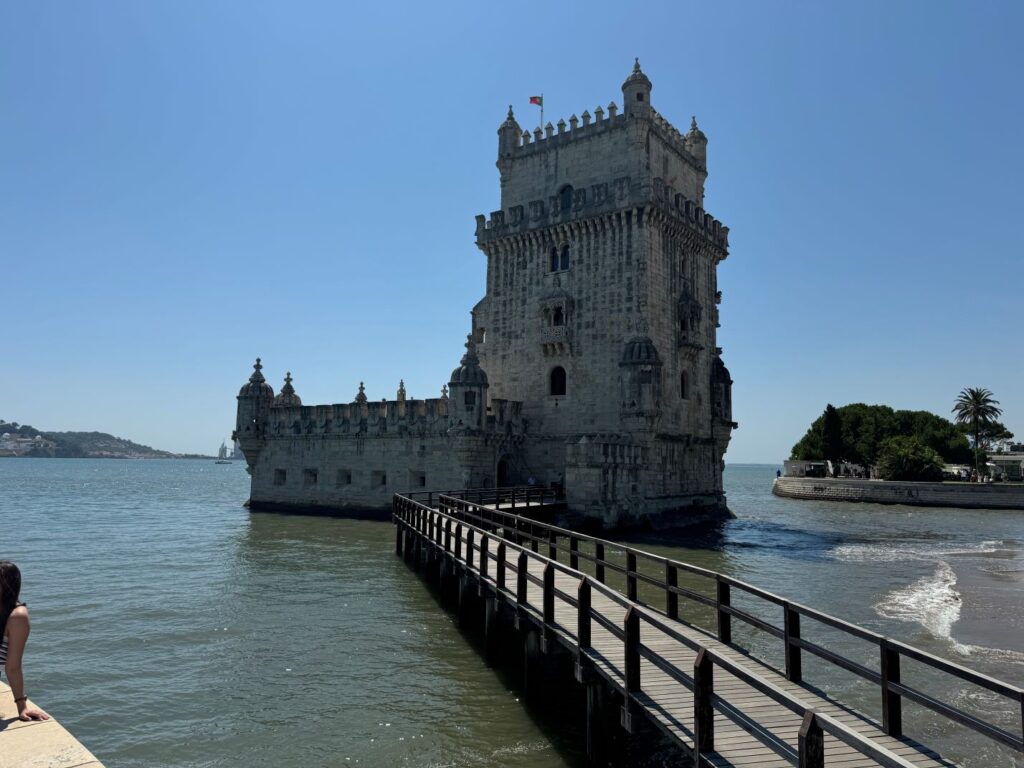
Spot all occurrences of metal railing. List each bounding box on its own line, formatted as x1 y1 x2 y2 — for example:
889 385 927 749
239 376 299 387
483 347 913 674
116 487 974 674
417 492 1024 755
391 493 951 768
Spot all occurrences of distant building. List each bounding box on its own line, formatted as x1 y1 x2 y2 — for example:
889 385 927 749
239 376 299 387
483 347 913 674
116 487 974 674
234 61 736 528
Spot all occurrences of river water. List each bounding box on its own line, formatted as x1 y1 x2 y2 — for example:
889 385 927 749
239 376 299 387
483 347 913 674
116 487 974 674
2 459 1022 767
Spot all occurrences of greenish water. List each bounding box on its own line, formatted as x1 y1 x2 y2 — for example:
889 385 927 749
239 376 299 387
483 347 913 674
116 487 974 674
3 459 1023 767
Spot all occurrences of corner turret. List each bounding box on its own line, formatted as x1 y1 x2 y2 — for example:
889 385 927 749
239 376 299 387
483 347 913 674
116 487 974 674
233 358 274 472
621 58 652 118
497 105 521 159
685 116 707 167
448 334 489 431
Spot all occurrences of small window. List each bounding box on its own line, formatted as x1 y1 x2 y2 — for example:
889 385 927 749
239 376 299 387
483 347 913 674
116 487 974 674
464 390 476 407
680 372 689 400
552 306 564 326
550 366 567 396
336 469 352 486
371 470 387 488
409 470 426 488
273 469 287 486
559 185 574 213
550 247 559 272
636 92 644 102
303 468 318 486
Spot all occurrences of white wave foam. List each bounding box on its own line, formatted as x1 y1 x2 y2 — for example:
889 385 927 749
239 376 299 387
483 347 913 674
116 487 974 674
832 539 1009 563
875 561 963 642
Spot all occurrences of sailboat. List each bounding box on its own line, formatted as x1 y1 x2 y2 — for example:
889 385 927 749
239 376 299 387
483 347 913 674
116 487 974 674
215 441 232 464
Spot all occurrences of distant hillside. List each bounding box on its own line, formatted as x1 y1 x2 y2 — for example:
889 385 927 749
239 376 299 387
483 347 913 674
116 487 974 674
0 420 210 459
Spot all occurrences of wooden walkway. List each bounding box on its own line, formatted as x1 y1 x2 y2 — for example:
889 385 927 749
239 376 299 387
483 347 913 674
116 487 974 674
394 489 1024 768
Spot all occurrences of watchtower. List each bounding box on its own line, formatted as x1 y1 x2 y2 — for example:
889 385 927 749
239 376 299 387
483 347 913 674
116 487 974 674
473 60 736 525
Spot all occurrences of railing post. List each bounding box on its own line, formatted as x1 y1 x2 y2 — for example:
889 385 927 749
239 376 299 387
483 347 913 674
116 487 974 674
626 552 637 601
543 563 555 626
428 491 433 509
694 648 714 755
454 523 463 561
395 523 403 556
548 530 558 561
624 607 640 693
577 579 591 650
444 519 452 551
517 551 529 606
480 535 489 580
511 490 517 512
798 711 824 768
569 537 579 570
665 562 678 620
785 603 802 683
881 641 903 737
716 577 732 644
466 529 475 569
496 542 506 590
595 542 605 584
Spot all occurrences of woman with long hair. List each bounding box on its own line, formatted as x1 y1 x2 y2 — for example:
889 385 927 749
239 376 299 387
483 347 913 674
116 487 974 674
1 561 49 721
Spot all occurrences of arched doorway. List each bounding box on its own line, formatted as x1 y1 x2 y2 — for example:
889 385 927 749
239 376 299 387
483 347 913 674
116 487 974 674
496 457 512 488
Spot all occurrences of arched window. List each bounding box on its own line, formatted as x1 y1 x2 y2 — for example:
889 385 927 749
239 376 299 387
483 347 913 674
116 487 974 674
559 185 574 214
560 244 570 270
550 247 559 272
550 366 567 396
552 306 564 326
680 372 689 400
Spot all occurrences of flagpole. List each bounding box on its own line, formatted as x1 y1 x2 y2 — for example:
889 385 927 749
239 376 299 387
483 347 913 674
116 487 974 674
540 93 544 131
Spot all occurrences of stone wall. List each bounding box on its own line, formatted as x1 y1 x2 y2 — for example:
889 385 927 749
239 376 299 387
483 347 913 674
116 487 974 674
772 477 1024 510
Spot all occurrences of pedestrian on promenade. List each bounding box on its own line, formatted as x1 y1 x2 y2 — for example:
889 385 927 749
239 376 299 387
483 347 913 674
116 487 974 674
1 561 50 721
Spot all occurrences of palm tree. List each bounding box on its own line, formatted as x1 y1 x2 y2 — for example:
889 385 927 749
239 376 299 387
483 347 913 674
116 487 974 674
952 388 1002 476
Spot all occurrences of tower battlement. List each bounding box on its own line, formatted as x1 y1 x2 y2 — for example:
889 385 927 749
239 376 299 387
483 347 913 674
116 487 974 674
475 176 728 252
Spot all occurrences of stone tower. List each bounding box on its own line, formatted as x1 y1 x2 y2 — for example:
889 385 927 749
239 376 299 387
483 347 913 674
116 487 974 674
473 60 735 526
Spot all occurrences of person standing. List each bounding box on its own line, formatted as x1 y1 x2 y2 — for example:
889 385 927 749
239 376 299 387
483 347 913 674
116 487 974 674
1 561 50 721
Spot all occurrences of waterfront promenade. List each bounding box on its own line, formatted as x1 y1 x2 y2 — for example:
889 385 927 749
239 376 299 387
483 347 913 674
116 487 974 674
395 487 1024 766
0 681 104 768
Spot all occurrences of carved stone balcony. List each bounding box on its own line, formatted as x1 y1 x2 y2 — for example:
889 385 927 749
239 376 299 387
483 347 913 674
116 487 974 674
541 325 572 356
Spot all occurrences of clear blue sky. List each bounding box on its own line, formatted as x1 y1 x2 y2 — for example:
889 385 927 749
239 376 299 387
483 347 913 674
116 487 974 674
2 2 1020 461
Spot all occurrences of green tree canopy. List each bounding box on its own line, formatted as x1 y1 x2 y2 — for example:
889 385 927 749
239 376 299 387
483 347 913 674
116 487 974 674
876 436 945 481
790 403 971 466
952 388 1003 473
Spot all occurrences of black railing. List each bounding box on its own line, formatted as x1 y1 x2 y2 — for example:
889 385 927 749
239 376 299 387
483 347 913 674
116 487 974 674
392 492 929 768
419 492 1024 755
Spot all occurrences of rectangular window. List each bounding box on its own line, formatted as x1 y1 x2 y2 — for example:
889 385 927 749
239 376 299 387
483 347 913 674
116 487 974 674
303 468 318 486
273 469 287 486
336 469 352 486
371 470 387 488
464 391 476 406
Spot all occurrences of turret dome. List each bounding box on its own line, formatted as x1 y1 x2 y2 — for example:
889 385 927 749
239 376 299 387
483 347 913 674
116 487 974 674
273 372 301 407
239 358 274 398
620 337 661 365
621 57 652 90
449 335 489 386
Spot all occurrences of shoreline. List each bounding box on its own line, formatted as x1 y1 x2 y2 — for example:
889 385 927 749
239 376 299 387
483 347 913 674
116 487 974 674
773 476 1024 510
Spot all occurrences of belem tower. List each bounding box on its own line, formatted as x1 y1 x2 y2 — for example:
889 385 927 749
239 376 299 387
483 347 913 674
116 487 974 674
234 61 736 529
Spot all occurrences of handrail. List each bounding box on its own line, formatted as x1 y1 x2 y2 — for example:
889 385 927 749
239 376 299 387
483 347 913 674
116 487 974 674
418 491 1024 754
392 494 925 768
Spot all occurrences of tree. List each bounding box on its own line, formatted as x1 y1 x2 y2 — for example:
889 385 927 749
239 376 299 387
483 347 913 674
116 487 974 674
821 404 843 465
875 436 945 481
952 388 1003 476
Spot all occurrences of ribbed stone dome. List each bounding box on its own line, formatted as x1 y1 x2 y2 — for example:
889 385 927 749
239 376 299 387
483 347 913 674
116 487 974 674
239 358 274 398
449 335 489 386
273 372 302 407
620 336 661 365
621 58 652 90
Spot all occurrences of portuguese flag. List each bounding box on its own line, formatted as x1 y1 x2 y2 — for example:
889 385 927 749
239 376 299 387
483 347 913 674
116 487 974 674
529 95 543 106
